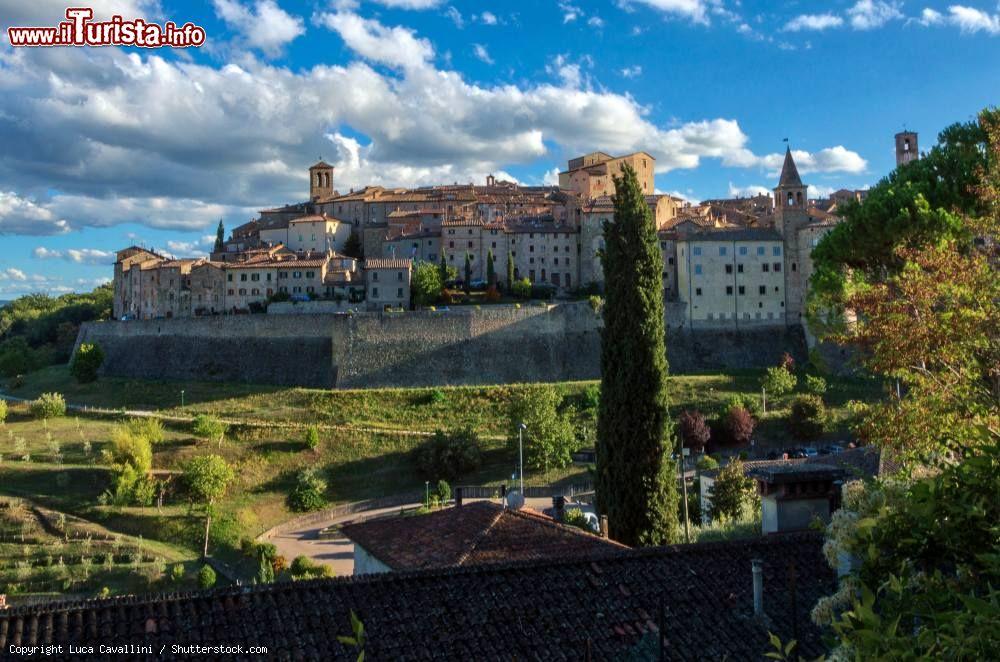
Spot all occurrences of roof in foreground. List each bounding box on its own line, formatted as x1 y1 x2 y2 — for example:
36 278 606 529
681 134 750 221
0 533 833 660
341 501 625 571
363 257 413 269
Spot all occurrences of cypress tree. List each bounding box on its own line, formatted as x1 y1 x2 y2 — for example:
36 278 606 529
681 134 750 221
595 164 679 547
214 220 225 253
463 254 472 294
439 253 449 285
506 250 515 292
486 249 496 288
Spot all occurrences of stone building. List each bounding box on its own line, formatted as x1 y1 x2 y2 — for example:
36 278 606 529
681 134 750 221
364 257 412 310
895 130 918 167
558 151 656 198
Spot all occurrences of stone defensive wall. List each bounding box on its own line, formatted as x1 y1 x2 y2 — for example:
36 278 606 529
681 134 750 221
74 302 807 389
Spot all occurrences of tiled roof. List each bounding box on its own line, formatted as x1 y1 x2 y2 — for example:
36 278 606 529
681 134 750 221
342 501 624 571
0 533 833 660
677 227 783 242
309 160 334 169
364 257 413 270
703 447 885 480
778 147 803 188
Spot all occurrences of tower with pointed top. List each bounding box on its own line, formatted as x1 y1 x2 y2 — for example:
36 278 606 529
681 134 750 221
309 160 334 202
774 147 810 325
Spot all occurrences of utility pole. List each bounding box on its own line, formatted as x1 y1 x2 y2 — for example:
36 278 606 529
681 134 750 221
678 439 690 544
517 422 527 496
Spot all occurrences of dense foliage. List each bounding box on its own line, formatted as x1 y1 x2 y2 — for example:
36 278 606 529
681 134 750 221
182 454 235 557
0 285 113 376
29 392 66 419
287 467 328 512
708 458 757 522
677 410 710 453
788 395 825 440
596 164 679 547
507 383 578 473
69 342 104 383
415 426 482 481
101 421 157 506
411 260 443 307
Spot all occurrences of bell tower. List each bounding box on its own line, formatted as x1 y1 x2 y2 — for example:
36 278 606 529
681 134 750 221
773 146 807 235
895 130 918 167
309 160 334 202
773 146 810 326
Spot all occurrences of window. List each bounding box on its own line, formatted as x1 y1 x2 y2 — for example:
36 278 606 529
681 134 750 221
372 272 379 281
694 264 702 275
693 246 702 256
660 241 666 249
251 274 259 281
266 273 272 281
719 246 727 256
228 289 234 296
792 263 797 272
695 287 702 296
306 271 315 278
757 247 765 256
311 234 316 241
738 285 745 295
307 286 314 293
762 263 770 272
251 288 259 295
468 241 473 248
279 272 288 279
397 271 403 281
530 245 535 253
397 288 403 297
725 264 733 274
554 258 559 266
227 274 233 282
449 241 455 248
529 257 535 264
668 257 674 265
773 246 782 256
774 263 782 272
759 285 767 295
739 246 748 256
239 288 246 295
293 271 302 279
726 286 733 295
240 274 247 282
737 264 744 273
372 287 379 297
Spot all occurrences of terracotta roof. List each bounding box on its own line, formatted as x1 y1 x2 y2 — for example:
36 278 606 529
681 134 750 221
288 214 342 224
0 533 833 660
309 160 333 169
677 227 783 242
703 447 885 480
364 257 412 270
342 501 624 571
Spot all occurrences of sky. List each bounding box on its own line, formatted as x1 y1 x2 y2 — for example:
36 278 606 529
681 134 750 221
0 0 997 298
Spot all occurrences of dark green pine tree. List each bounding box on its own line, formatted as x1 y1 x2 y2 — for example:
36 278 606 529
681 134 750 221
463 253 472 294
214 220 225 253
439 253 449 285
506 250 515 292
486 249 496 288
343 231 363 259
595 164 679 547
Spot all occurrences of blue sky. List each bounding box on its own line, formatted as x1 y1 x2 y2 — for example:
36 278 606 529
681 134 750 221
0 0 997 298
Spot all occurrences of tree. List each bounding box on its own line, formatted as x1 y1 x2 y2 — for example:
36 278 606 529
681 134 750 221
0 399 6 424
788 395 825 440
304 426 320 452
30 392 66 419
486 249 496 288
463 253 472 294
182 455 235 557
411 260 443 307
214 220 225 253
416 427 482 481
287 467 328 512
439 253 449 285
596 164 679 547
804 374 828 397
722 406 755 447
708 459 757 522
70 343 104 383
511 277 532 299
435 479 451 502
343 231 363 259
506 250 515 292
192 414 227 447
761 366 796 399
508 384 578 474
102 423 155 506
197 564 216 589
677 410 710 454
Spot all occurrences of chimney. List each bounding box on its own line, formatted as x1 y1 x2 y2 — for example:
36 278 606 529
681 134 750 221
552 495 566 521
752 559 764 617
454 487 463 508
599 515 608 539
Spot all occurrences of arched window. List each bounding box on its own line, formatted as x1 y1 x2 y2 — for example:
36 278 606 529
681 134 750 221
796 191 803 205
787 192 794 206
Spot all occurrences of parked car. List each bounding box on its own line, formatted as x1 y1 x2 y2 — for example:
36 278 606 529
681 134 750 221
801 447 820 457
469 279 488 291
819 444 844 455
785 448 808 459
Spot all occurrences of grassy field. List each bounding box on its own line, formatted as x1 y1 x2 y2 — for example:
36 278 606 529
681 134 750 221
0 365 884 592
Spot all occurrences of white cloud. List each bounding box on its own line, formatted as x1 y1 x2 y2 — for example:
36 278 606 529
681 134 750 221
473 44 494 65
212 0 305 56
917 8 943 25
445 6 464 28
847 0 902 30
621 65 643 78
32 247 115 265
946 5 1000 34
0 192 70 235
588 16 605 28
0 268 28 282
370 0 443 7
559 1 582 23
727 182 770 198
785 14 844 31
542 167 561 185
809 185 838 199
625 0 715 25
480 11 498 25
165 240 209 257
314 11 434 69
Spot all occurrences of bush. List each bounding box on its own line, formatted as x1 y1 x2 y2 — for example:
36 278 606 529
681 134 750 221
723 406 755 446
30 392 66 419
197 564 216 589
69 343 104 383
169 563 185 583
761 366 797 399
804 374 828 397
695 455 719 472
192 414 227 444
287 468 328 512
708 459 758 522
562 508 593 533
508 383 578 473
0 398 6 423
125 417 165 445
677 410 710 453
416 427 482 481
511 277 532 299
304 426 320 452
788 395 826 440
290 555 334 579
484 286 501 302
435 479 451 502
725 393 761 418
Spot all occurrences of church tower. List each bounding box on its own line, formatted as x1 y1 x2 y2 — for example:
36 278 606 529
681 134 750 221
773 147 810 325
309 160 334 202
895 131 918 167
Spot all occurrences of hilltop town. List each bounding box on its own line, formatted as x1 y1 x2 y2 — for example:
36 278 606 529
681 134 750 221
111 133 916 329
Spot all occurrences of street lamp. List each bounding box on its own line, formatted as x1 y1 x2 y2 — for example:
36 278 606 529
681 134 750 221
425 480 430 508
180 389 185 408
517 422 527 496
